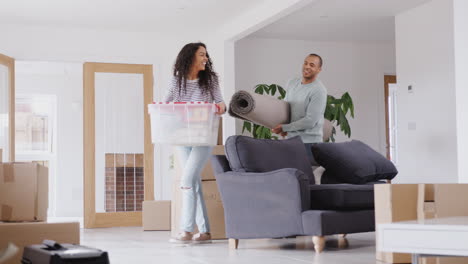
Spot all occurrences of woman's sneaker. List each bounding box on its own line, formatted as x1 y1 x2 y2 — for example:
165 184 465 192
169 232 193 244
192 233 212 244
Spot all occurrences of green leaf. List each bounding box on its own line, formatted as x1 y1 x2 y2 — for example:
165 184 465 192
263 127 272 139
334 107 342 125
339 110 350 137
254 84 268 95
252 124 259 138
269 84 278 96
255 125 263 139
278 86 286 99
242 121 252 134
324 105 335 120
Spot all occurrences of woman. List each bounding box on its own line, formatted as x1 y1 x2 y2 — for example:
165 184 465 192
165 42 226 244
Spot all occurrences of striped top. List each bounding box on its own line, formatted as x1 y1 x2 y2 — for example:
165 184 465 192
164 77 224 103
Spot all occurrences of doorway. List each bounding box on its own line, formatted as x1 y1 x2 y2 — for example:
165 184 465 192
384 75 397 162
83 62 154 228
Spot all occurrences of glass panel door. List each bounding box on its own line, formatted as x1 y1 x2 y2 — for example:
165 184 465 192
83 63 153 228
0 54 15 162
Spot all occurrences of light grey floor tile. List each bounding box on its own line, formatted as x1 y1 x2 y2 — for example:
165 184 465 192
81 228 381 264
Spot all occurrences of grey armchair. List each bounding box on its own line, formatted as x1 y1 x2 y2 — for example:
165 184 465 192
212 136 379 253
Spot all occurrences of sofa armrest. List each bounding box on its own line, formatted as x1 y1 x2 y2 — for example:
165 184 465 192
216 168 308 239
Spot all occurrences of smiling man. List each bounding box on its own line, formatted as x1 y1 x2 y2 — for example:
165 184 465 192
272 53 327 164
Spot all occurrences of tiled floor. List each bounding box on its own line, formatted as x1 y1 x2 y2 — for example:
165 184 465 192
81 228 383 264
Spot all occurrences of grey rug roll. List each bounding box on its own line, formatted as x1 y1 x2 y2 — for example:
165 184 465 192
229 90 290 129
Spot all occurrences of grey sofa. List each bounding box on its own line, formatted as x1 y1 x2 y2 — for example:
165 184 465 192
212 135 394 253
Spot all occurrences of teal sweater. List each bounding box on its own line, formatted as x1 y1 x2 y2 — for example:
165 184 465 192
282 78 327 143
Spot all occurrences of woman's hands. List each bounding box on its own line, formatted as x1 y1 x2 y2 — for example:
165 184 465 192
215 102 226 115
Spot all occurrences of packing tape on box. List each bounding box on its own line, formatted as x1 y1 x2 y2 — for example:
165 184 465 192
1 204 13 220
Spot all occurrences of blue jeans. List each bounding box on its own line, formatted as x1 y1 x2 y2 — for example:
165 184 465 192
176 146 212 233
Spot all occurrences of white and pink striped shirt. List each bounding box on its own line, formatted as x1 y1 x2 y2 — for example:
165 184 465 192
164 77 224 103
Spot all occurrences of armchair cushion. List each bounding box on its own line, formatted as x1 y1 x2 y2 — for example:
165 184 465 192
225 135 315 184
311 140 398 184
309 184 375 210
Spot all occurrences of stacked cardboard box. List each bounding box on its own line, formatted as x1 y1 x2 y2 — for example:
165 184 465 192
0 222 80 264
171 145 226 239
375 184 468 264
0 162 80 264
0 163 48 221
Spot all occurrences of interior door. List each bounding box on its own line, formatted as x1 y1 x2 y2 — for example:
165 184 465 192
384 75 397 160
83 62 154 228
0 53 15 162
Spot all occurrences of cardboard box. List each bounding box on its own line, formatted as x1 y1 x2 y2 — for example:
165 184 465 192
171 180 226 239
0 163 48 221
375 184 468 264
0 221 80 264
174 145 225 181
375 184 419 264
143 200 171 231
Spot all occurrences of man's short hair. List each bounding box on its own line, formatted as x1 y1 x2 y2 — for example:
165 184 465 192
308 53 323 67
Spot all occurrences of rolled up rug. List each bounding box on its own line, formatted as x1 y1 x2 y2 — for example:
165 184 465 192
228 90 290 129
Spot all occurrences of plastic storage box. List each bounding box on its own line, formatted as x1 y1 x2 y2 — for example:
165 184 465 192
148 102 220 146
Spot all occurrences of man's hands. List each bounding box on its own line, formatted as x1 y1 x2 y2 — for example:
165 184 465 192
272 125 288 138
215 102 226 115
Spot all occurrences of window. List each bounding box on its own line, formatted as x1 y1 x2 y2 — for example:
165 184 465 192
15 95 56 154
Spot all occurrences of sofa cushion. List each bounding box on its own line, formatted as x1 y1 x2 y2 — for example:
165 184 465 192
311 140 398 184
309 184 375 210
225 135 315 184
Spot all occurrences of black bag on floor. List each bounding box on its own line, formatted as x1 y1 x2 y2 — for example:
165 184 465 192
21 240 110 264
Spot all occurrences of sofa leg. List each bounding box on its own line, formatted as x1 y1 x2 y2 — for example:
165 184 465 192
337 234 349 249
229 238 239 249
312 236 325 253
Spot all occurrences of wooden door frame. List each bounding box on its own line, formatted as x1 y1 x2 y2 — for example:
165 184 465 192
384 75 397 160
0 54 15 162
83 62 154 228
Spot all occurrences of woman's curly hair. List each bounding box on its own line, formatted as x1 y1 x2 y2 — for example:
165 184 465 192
173 42 218 97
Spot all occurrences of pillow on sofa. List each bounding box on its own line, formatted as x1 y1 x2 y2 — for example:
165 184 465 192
225 135 315 184
310 140 397 184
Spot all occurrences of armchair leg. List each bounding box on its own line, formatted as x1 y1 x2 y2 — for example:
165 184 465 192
229 238 239 249
312 236 325 253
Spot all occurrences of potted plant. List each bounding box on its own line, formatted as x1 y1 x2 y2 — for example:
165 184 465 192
242 83 354 142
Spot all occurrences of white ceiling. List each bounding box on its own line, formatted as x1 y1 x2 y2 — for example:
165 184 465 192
0 0 262 33
249 0 431 42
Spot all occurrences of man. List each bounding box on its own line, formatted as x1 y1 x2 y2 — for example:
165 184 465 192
272 54 327 164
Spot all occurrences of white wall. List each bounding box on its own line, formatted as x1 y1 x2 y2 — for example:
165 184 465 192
454 0 468 183
235 37 396 154
395 0 458 183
